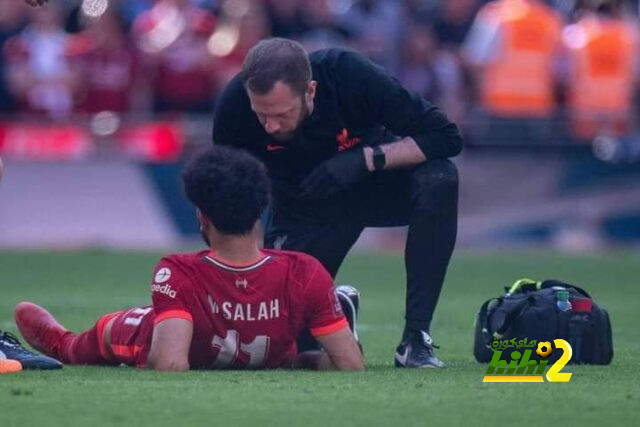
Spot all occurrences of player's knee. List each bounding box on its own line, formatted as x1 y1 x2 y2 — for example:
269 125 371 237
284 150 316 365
410 159 459 212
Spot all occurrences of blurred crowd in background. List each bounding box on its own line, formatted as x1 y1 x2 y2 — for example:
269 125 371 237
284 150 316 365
2 0 640 249
2 0 640 149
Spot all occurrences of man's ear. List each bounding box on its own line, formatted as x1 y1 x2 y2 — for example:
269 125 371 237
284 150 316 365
306 80 317 101
196 209 209 231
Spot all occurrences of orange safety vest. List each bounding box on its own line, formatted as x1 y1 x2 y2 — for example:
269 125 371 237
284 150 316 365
564 15 637 138
479 0 562 117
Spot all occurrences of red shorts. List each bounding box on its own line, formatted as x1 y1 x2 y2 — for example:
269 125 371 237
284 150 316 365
96 306 154 368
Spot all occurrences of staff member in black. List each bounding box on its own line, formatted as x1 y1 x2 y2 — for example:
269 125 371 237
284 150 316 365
213 38 462 368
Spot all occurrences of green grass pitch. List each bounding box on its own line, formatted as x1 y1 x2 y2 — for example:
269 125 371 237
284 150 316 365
1 251 639 426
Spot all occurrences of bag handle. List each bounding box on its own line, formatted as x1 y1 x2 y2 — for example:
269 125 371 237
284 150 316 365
506 278 592 299
506 278 540 295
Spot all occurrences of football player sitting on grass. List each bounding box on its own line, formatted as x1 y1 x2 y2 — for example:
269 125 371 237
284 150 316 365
5 146 364 371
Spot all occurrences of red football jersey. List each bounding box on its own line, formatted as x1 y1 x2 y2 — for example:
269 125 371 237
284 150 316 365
108 249 347 369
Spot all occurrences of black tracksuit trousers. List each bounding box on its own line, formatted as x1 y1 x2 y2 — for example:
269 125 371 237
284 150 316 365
265 159 459 350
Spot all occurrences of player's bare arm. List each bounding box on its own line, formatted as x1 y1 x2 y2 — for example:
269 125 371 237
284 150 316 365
293 328 364 371
146 318 193 372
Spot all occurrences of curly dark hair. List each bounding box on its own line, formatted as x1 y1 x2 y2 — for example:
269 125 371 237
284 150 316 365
182 146 271 235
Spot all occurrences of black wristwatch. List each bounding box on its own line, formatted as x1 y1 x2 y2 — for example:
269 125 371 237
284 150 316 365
372 145 386 171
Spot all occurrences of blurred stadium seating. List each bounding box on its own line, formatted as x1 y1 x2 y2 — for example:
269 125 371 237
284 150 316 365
1 0 639 250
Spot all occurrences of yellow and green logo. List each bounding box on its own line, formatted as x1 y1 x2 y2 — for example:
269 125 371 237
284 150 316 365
482 339 573 383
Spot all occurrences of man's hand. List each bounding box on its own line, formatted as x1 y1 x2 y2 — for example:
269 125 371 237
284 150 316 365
292 328 364 371
299 149 368 199
24 0 49 6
